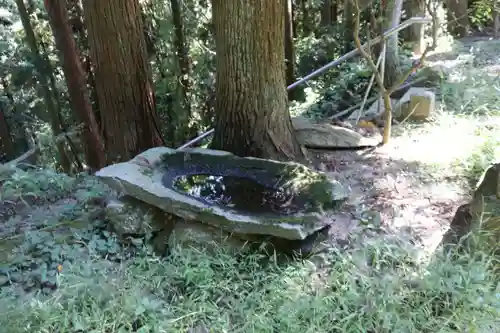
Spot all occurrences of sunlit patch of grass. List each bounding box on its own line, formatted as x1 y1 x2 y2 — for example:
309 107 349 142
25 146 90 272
0 240 498 333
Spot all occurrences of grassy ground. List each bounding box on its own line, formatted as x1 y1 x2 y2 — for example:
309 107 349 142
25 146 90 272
1 38 500 333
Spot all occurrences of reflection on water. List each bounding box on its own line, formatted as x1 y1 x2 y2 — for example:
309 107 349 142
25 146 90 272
173 174 304 215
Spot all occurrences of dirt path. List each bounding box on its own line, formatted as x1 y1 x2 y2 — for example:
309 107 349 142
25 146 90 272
314 37 500 256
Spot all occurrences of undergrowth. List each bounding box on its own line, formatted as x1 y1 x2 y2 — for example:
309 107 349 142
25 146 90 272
0 238 499 333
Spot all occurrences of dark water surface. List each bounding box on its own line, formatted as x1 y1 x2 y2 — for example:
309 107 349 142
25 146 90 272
173 174 304 215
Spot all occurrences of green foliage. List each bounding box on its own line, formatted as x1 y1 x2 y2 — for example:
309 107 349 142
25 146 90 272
469 0 498 29
0 233 499 332
0 167 75 199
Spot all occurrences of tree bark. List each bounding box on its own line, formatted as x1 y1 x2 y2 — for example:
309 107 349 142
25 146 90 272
0 106 15 161
403 0 425 54
16 0 71 172
44 0 106 170
285 0 298 101
446 0 469 37
383 0 404 88
343 0 355 54
320 0 337 26
82 0 164 163
211 0 306 162
67 0 99 128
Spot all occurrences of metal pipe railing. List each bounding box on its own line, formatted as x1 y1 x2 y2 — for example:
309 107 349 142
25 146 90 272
177 16 432 150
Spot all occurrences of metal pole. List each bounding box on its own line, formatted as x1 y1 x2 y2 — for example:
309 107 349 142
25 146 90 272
177 17 431 150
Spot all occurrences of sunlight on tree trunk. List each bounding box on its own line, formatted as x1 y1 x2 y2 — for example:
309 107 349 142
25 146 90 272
383 0 404 88
403 0 426 54
210 0 306 162
83 0 164 163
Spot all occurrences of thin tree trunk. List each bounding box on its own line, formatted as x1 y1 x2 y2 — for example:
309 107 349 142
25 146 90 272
0 106 15 161
211 0 306 162
493 2 499 39
343 0 355 54
383 0 404 88
403 0 425 54
15 0 71 172
44 0 106 170
170 0 195 146
67 0 100 130
285 0 297 101
320 0 337 26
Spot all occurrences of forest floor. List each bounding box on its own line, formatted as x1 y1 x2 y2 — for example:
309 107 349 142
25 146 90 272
1 37 500 333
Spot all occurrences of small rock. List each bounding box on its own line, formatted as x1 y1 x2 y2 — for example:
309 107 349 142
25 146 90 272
104 196 175 237
167 220 251 254
395 87 435 121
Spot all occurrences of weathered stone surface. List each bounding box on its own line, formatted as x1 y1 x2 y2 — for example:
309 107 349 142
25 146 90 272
395 87 435 121
442 163 500 251
104 196 252 255
96 147 348 240
291 116 380 147
168 220 252 254
104 196 174 237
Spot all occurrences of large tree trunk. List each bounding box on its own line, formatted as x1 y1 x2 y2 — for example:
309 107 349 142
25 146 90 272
16 0 71 172
44 0 106 171
446 0 469 37
211 0 306 162
82 0 164 163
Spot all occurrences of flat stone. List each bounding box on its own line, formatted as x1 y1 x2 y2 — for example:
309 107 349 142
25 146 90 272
292 116 380 147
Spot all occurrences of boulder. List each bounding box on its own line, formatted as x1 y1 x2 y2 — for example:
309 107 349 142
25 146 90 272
442 163 500 252
96 147 348 241
291 116 381 147
167 220 252 255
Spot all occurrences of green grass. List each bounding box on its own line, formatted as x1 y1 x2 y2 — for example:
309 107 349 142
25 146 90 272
0 239 499 333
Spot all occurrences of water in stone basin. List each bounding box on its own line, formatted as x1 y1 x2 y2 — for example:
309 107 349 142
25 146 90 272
173 174 307 215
